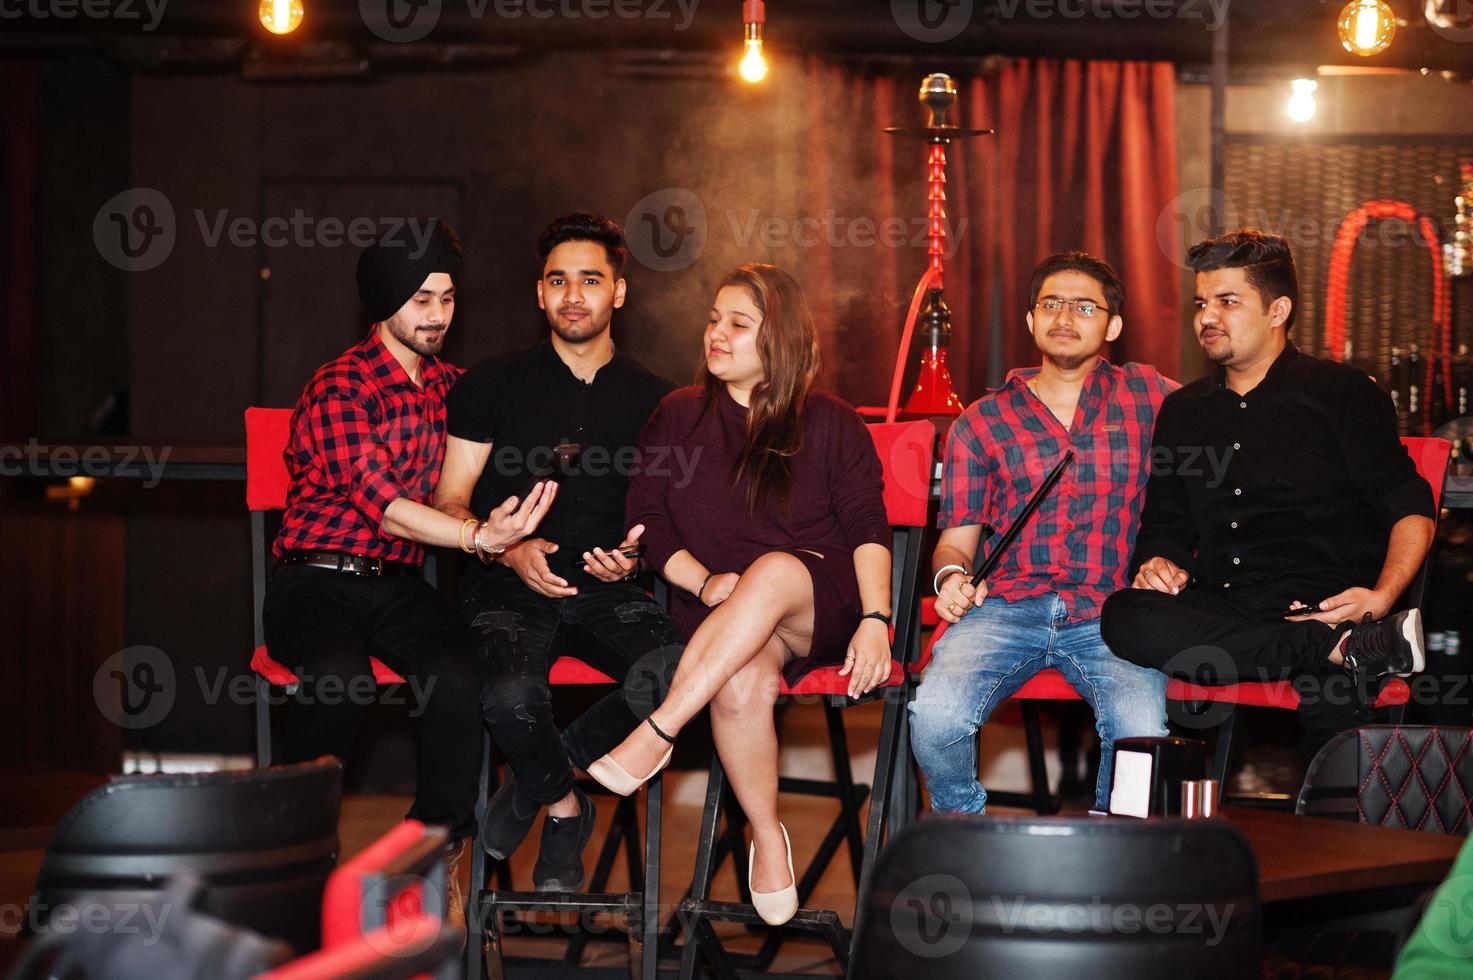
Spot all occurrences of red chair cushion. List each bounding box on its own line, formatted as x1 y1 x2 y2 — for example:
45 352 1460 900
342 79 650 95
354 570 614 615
245 407 294 512
781 659 905 696
549 657 616 685
251 645 406 686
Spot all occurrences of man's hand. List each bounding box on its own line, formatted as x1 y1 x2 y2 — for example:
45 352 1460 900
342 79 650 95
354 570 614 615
839 617 893 698
700 572 740 607
583 524 645 583
1132 556 1189 594
501 538 577 598
935 570 984 625
1285 587 1390 625
477 481 557 554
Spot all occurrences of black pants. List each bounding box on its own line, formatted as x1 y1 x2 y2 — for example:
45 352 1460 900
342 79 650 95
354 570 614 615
468 576 685 806
263 564 485 839
1100 586 1373 762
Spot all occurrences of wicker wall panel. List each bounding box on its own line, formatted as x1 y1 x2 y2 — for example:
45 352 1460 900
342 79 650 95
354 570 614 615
1223 139 1473 432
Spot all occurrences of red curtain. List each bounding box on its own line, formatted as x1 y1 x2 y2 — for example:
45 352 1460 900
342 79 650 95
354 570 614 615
1 60 40 437
789 59 1181 404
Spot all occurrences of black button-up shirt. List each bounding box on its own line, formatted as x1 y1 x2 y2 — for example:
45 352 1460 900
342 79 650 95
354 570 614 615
446 341 673 587
1130 342 1435 599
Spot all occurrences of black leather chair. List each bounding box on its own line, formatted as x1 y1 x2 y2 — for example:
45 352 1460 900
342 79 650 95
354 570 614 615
851 815 1261 980
1296 725 1473 834
30 758 342 952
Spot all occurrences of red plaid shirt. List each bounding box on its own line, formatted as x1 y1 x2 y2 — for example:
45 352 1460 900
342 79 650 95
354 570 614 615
938 359 1177 618
274 329 461 565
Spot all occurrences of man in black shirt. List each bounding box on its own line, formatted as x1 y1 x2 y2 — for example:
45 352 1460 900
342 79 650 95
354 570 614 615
435 213 680 890
1100 230 1436 760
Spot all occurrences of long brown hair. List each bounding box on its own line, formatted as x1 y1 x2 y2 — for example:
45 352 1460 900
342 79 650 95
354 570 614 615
697 263 820 513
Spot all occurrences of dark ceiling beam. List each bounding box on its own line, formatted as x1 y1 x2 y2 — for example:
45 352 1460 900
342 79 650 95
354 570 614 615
4 0 1473 72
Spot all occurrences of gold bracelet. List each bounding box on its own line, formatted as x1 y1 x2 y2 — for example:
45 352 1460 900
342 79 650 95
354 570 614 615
459 518 479 554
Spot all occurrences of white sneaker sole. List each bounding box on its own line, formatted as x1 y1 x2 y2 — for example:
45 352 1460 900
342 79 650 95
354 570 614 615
1399 607 1425 676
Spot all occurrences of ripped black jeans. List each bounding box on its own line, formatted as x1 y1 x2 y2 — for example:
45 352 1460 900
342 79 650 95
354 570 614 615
466 576 685 805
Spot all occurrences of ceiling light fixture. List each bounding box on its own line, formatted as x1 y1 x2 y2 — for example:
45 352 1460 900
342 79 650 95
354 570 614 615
739 0 768 83
1337 0 1396 57
259 0 304 35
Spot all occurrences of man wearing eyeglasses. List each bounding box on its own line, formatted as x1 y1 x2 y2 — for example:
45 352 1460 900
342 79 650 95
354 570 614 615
909 251 1177 814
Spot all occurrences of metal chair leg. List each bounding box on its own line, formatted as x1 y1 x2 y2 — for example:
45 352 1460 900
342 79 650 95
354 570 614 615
255 675 273 768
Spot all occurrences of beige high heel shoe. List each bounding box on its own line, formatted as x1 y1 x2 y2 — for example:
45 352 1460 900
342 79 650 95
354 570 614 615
749 823 798 926
586 716 675 796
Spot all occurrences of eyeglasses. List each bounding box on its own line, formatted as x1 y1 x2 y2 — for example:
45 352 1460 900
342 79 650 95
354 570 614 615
1035 298 1109 318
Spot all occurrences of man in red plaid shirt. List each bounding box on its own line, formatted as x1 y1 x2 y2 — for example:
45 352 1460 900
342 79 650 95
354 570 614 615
265 221 554 854
909 252 1176 814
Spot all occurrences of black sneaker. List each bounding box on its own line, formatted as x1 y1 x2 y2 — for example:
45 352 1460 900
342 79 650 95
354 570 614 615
532 787 596 893
480 775 540 861
1341 608 1425 679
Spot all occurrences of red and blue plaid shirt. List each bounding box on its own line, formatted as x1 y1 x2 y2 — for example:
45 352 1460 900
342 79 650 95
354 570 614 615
274 329 461 566
939 358 1177 619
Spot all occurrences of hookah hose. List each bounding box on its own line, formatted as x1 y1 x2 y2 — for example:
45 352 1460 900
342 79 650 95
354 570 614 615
884 266 940 423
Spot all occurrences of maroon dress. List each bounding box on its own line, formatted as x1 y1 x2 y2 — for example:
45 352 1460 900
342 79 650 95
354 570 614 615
626 385 890 684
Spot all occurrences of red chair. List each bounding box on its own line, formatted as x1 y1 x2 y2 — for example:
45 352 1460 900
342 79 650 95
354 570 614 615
910 435 1452 810
318 820 450 980
674 420 935 978
246 407 413 767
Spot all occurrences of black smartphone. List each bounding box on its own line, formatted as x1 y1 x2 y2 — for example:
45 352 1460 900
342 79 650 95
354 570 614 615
617 544 647 560
1286 601 1322 613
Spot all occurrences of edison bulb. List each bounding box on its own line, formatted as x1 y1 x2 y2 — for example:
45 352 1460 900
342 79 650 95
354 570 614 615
260 0 304 35
1338 0 1396 56
739 38 768 83
1286 79 1317 123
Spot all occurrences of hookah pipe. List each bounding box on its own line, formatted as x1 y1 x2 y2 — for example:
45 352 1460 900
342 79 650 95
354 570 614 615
883 74 992 422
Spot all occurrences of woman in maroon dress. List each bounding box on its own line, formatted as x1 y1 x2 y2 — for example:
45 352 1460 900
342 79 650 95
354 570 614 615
585 263 893 926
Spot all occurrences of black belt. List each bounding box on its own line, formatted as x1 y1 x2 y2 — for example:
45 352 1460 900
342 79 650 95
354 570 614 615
274 551 418 577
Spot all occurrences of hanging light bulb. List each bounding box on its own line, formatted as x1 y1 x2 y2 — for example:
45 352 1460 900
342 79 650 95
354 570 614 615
739 0 768 83
1337 0 1396 56
1286 78 1317 123
259 0 304 35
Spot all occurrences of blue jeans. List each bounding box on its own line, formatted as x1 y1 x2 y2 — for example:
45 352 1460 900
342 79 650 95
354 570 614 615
908 593 1168 813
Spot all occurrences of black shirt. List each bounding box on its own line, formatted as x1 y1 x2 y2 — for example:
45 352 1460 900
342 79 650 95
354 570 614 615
446 340 674 588
1131 342 1435 600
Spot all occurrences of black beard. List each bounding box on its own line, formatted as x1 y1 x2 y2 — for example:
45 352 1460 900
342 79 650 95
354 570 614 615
1044 351 1094 371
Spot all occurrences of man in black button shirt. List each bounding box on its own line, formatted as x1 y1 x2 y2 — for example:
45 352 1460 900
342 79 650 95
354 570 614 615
1101 230 1436 760
434 213 680 890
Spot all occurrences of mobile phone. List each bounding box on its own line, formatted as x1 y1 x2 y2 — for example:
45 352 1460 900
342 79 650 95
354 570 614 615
1286 600 1321 613
617 544 647 560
